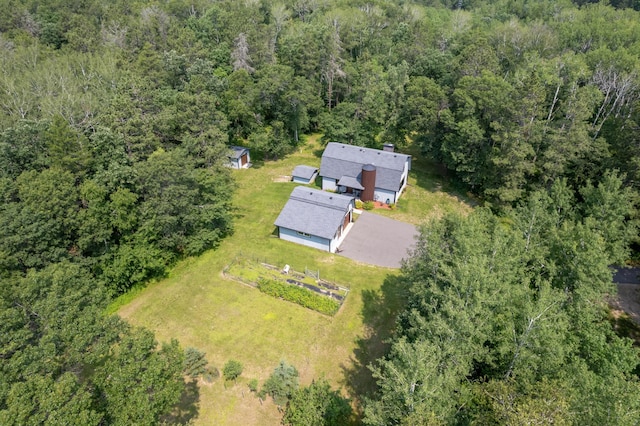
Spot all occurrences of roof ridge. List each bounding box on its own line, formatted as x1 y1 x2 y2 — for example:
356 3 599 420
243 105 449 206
323 157 399 172
289 194 350 211
327 142 410 158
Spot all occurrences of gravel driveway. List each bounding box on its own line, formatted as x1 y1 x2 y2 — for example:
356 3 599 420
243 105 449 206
337 211 419 268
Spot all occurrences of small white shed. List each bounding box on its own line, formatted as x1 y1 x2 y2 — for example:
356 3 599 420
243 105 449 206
228 146 251 169
291 165 318 184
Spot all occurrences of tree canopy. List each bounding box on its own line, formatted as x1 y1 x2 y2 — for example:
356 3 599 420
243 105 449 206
364 178 640 424
2 0 640 424
0 263 185 425
2 0 640 204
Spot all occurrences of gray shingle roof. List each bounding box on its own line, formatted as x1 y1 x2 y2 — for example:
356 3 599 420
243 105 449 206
337 175 364 190
228 146 249 159
319 143 410 191
274 187 353 240
292 165 318 180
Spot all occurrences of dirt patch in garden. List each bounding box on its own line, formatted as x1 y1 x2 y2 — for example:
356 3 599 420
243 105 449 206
272 175 291 182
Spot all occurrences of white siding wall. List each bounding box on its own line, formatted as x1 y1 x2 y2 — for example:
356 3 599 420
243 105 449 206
322 177 338 191
400 160 409 192
292 172 317 184
374 188 398 204
330 234 340 253
278 227 333 252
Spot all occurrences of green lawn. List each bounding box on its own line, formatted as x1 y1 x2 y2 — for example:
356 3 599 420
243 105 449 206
372 143 475 224
117 136 472 425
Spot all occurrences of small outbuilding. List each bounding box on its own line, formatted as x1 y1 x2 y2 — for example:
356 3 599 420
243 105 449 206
274 187 354 253
291 165 318 184
227 146 251 169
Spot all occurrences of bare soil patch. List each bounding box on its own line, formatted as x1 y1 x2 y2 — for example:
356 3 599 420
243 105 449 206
372 201 392 210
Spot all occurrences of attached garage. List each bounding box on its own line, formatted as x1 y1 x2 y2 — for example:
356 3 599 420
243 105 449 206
274 187 354 253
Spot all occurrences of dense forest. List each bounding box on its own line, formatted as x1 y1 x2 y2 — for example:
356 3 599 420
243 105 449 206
365 178 639 424
1 0 640 424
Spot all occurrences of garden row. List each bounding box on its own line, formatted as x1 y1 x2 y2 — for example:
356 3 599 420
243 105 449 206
223 257 348 315
257 278 340 316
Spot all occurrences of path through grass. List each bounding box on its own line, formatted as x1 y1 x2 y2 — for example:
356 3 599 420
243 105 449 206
117 136 472 425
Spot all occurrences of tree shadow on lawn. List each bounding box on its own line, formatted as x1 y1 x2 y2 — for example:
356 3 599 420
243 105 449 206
341 274 409 416
161 379 201 424
411 159 448 193
404 144 478 207
313 145 326 159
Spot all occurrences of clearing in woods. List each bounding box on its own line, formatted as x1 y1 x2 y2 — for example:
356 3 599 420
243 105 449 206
115 135 473 425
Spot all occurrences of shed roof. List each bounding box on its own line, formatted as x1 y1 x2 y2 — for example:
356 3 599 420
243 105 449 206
274 187 352 240
320 143 410 191
228 146 249 159
292 165 318 180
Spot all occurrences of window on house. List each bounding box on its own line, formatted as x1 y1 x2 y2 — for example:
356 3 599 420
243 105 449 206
297 231 311 238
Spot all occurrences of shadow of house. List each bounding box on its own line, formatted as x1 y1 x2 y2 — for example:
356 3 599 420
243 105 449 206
313 146 326 159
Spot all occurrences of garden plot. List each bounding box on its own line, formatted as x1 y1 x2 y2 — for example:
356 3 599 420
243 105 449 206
223 257 349 315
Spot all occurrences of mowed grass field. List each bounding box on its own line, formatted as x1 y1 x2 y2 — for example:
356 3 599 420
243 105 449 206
116 136 472 425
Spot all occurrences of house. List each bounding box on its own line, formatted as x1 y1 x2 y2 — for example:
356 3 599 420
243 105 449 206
274 187 354 253
227 146 251 169
291 165 318 184
319 142 411 204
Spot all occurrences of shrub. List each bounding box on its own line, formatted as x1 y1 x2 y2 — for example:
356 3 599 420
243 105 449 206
363 201 375 210
389 203 396 210
355 199 363 209
259 361 299 406
202 368 216 383
223 359 243 382
283 378 352 425
257 278 340 315
183 347 208 379
248 378 259 392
